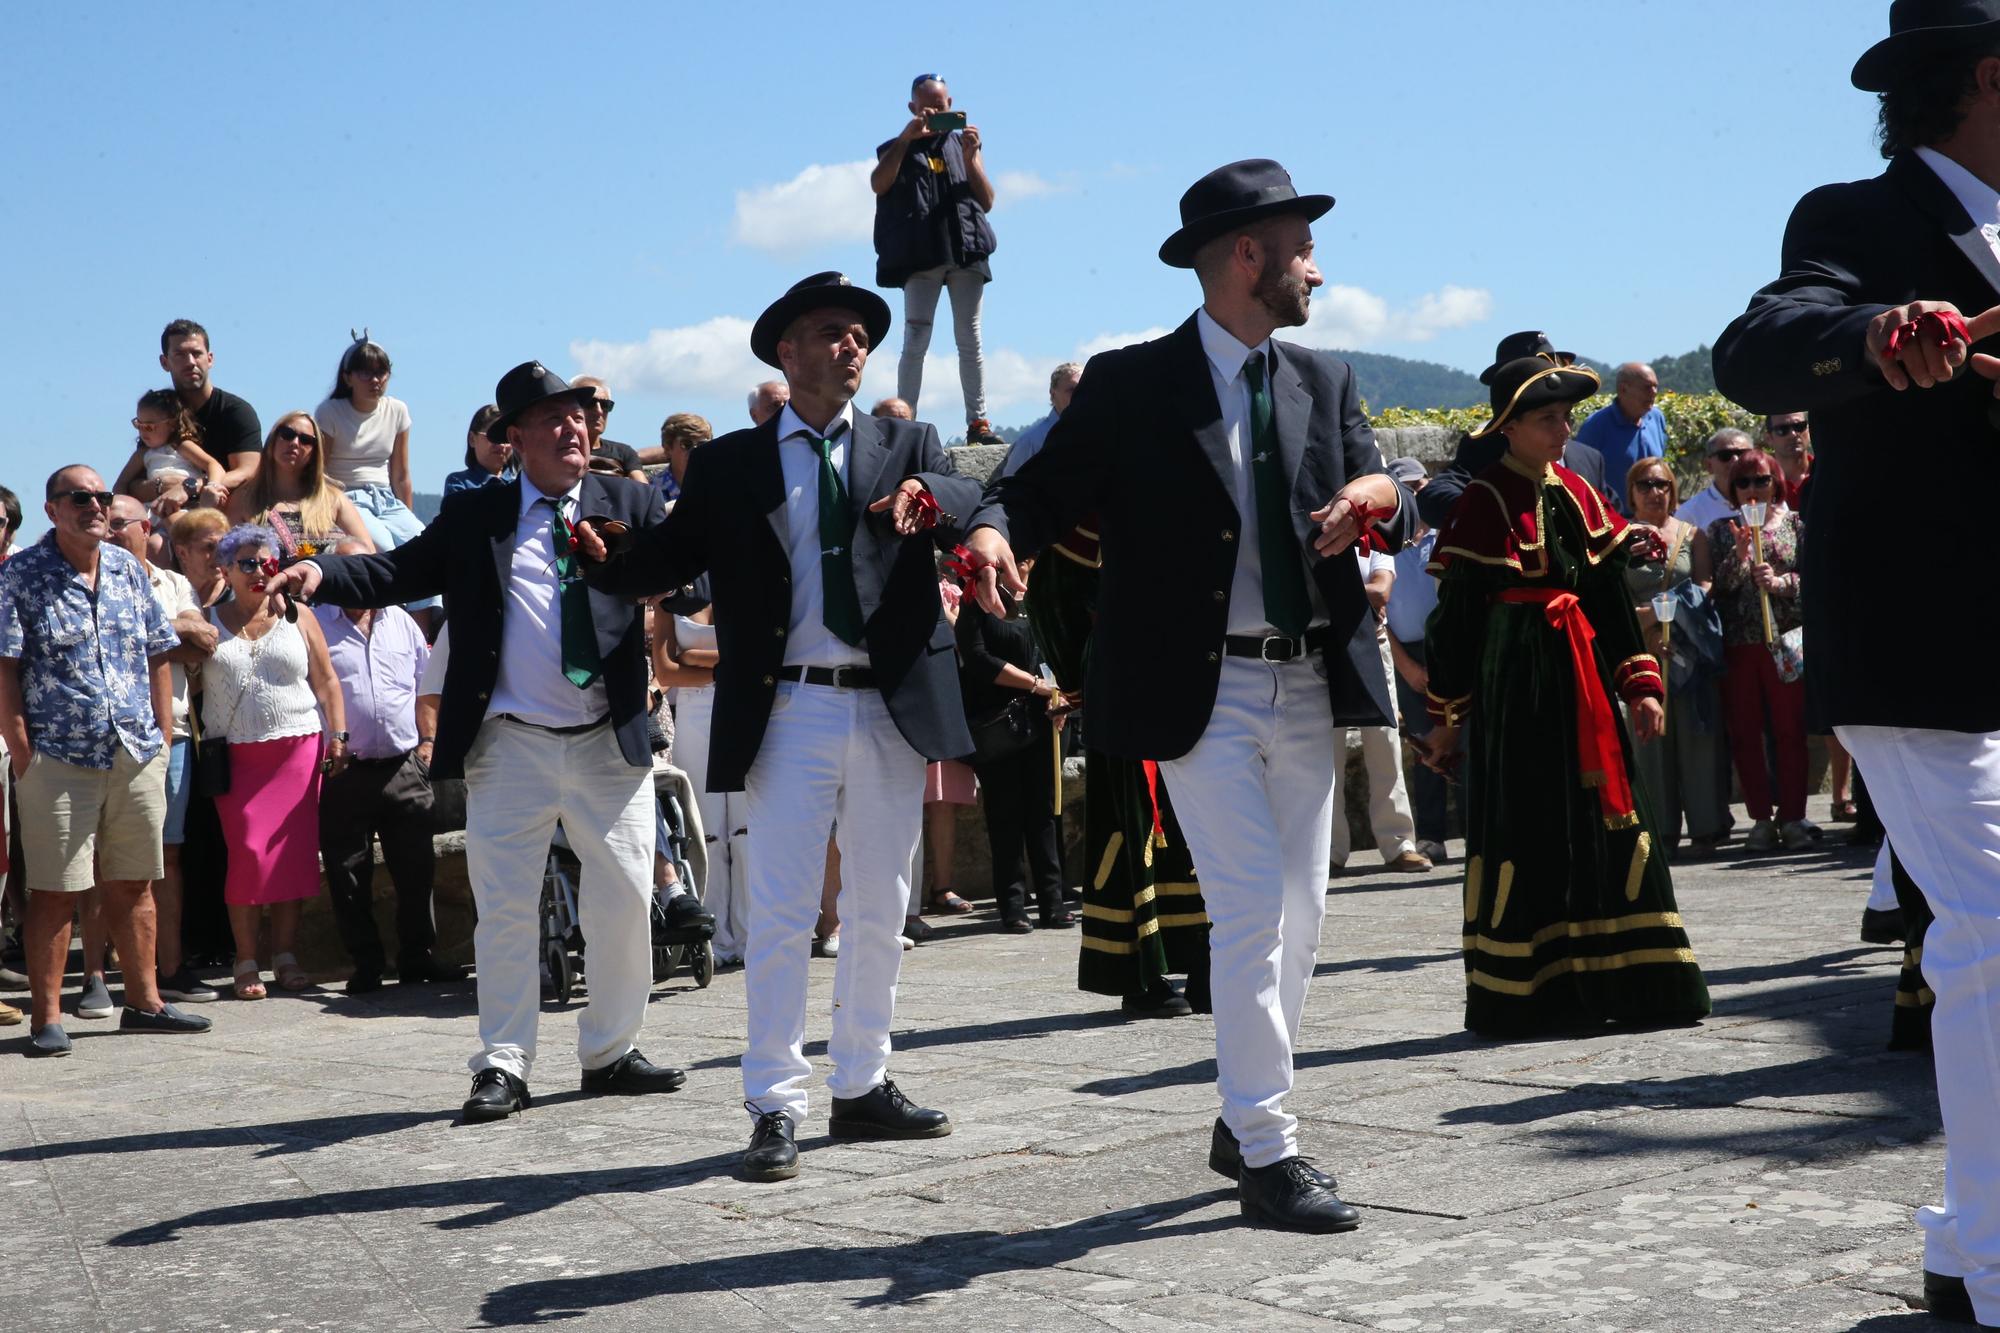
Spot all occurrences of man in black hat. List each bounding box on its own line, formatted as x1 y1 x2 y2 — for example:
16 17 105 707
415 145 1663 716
964 159 1414 1234
1713 4 2000 1322
267 361 693 1124
1415 332 1610 529
575 273 982 1183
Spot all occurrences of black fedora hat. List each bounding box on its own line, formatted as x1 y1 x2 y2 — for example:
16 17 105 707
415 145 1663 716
1478 331 1577 385
1158 159 1335 269
1853 0 2000 90
487 361 595 444
750 272 893 370
1471 358 1602 439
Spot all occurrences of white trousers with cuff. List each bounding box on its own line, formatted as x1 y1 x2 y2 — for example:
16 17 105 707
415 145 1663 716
1839 724 2000 1323
462 718 655 1081
742 681 925 1125
1159 656 1337 1170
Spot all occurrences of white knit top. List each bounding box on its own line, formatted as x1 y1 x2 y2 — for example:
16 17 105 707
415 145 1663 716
199 612 322 744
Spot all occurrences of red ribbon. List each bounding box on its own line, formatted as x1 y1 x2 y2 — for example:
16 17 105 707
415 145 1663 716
1350 501 1395 555
942 543 985 588
908 488 944 532
1492 588 1636 827
1883 309 1971 362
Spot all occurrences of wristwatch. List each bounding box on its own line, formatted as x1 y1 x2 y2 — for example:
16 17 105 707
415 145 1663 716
329 730 349 743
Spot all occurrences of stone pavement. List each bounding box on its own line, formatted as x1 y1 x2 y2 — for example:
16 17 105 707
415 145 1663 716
0 796 1956 1331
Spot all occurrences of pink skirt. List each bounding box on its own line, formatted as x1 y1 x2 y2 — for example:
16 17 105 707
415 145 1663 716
924 759 977 805
214 734 324 906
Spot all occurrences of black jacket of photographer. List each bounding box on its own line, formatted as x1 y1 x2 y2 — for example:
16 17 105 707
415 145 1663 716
874 130 996 288
582 411 983 791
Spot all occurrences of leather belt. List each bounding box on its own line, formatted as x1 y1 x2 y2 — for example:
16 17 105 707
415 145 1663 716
349 750 411 765
1221 626 1333 663
779 665 877 689
495 713 609 735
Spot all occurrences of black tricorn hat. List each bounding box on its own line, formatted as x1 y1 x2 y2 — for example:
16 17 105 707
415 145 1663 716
1158 159 1335 269
1472 358 1602 439
487 361 596 444
1478 331 1577 385
750 272 893 370
1852 0 2000 91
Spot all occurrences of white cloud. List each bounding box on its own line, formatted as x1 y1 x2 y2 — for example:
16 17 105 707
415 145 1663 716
729 160 874 254
570 316 763 399
991 171 1062 209
1296 283 1492 348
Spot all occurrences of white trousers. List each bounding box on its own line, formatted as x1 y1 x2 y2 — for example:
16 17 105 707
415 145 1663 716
742 682 925 1123
674 689 750 961
462 719 655 1081
1160 657 1337 1169
1839 725 2000 1321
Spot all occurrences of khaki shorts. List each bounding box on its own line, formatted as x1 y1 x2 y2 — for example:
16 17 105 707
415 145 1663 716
17 746 168 892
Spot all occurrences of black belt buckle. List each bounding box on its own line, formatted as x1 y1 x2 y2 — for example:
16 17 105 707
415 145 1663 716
1260 635 1300 663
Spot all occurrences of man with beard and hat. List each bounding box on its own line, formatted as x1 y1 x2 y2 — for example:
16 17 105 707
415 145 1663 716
573 273 982 1183
1713 3 2000 1321
266 361 698 1123
1416 332 1610 529
964 160 1415 1234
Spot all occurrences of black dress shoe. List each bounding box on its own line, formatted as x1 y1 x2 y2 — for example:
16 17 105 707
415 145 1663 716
462 1068 530 1123
1861 907 1907 945
1239 1157 1361 1233
1925 1270 1985 1324
581 1049 687 1095
1121 980 1192 1019
398 955 467 985
346 967 383 995
742 1107 798 1181
1209 1119 1338 1188
828 1078 952 1139
661 893 715 934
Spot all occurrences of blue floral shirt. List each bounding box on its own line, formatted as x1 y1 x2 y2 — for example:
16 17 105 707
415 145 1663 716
0 534 179 769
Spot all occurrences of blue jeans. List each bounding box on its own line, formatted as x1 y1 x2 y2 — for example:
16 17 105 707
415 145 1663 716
346 484 440 613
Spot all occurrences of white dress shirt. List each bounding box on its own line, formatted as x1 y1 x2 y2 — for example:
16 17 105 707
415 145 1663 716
1918 145 2000 264
774 401 870 669
487 474 610 727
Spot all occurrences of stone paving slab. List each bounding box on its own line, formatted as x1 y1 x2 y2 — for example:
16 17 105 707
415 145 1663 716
0 796 1964 1330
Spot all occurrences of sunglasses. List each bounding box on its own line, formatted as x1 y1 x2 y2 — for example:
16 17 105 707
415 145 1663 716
274 424 319 447
57 490 115 509
1632 477 1673 492
1712 449 1749 463
232 556 280 575
589 397 615 413
132 416 176 431
1765 421 1808 436
1734 475 1775 490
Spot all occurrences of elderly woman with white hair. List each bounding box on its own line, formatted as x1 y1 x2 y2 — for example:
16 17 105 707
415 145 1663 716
201 524 346 998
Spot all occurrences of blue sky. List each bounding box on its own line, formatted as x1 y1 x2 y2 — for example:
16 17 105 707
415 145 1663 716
3 2 1887 542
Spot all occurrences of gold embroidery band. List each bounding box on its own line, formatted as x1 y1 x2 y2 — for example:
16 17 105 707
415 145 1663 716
1468 947 1699 996
1464 910 1687 958
1092 832 1125 891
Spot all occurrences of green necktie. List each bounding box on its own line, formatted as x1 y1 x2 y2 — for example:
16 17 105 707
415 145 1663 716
548 495 603 688
814 435 866 646
1243 355 1310 637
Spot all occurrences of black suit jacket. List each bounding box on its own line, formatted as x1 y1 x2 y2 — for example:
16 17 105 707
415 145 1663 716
971 314 1416 761
309 473 657 779
1714 152 1999 732
587 411 982 791
1418 432 1609 529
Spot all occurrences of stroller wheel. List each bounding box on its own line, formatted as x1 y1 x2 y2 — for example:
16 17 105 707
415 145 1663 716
691 939 713 989
546 937 574 1005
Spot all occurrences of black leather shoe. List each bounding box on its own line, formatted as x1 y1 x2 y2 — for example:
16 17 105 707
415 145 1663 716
1924 1270 1986 1324
1122 980 1192 1019
1239 1156 1361 1233
398 955 467 985
581 1049 687 1095
462 1069 530 1123
1861 907 1907 945
828 1078 951 1139
661 893 715 933
742 1107 798 1181
1209 1119 1338 1188
346 967 383 995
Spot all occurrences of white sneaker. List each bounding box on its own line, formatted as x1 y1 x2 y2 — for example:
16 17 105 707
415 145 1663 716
1746 819 1780 853
814 934 840 959
897 934 915 951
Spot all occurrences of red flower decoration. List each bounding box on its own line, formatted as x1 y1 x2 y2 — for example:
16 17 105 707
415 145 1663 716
1884 309 1970 362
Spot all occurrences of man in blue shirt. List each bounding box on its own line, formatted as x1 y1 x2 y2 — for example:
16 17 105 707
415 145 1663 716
0 466 213 1056
1572 361 1665 511
1381 459 1450 862
998 362 1082 479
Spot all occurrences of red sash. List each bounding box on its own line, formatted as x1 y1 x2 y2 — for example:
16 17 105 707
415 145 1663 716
1493 588 1635 826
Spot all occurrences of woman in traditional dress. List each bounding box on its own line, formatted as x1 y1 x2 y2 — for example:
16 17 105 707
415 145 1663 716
1422 354 1710 1037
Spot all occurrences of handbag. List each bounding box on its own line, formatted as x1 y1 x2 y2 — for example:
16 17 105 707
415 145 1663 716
188 693 230 797
968 694 1044 767
1772 625 1805 684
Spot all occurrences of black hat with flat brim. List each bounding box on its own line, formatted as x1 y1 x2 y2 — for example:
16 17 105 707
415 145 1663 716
487 361 596 444
1159 159 1334 269
1478 331 1577 385
750 272 893 370
1471 358 1602 439
1852 0 2000 90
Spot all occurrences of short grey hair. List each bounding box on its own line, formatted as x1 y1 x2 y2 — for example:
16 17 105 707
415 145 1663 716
1705 427 1753 456
1050 362 1083 393
748 380 787 415
215 523 278 565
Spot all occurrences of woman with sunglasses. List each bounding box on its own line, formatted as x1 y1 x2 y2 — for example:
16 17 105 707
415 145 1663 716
442 404 515 496
227 413 376 563
1693 448 1810 853
1623 458 1729 859
1422 355 1709 1037
199 525 346 998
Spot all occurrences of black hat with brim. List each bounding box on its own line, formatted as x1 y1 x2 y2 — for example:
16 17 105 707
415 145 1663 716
1471 358 1602 439
1852 0 2000 90
1478 331 1576 385
487 361 597 444
750 272 893 370
1159 159 1334 269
